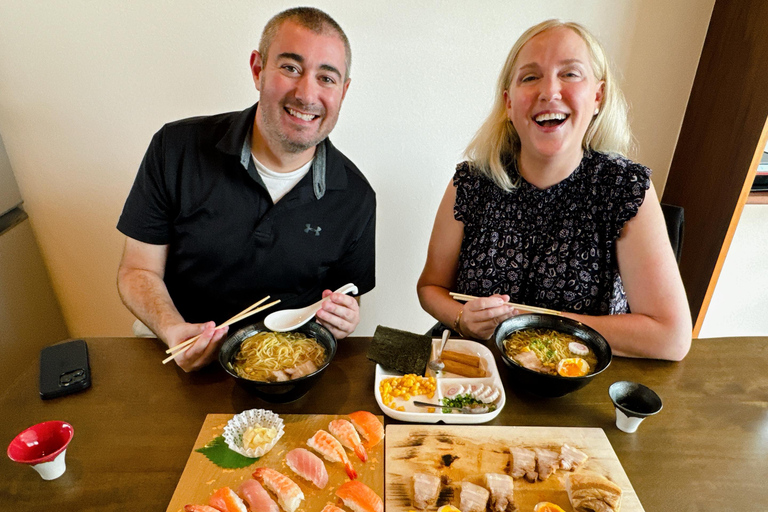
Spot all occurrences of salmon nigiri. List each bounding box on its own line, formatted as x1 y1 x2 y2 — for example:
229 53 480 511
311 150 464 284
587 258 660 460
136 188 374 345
336 480 383 512
238 479 279 512
285 447 329 489
184 506 220 512
321 505 347 512
208 487 247 512
252 467 304 512
329 419 367 462
348 411 384 449
307 429 357 480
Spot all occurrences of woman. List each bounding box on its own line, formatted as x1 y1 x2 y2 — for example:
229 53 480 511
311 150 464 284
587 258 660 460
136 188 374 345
417 20 691 361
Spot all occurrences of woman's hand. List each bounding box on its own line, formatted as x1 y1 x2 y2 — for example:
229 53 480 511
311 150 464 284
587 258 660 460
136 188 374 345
458 294 517 340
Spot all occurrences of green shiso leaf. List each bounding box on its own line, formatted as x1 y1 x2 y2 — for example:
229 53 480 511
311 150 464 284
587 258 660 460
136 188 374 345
195 435 259 469
367 325 432 375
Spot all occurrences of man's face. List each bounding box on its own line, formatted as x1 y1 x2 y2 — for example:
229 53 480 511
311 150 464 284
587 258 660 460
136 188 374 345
251 21 350 155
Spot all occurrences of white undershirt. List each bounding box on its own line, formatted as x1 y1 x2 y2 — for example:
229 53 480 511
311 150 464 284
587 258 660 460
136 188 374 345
252 156 313 203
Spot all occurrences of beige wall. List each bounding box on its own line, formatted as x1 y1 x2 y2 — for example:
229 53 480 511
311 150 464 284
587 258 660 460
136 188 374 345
0 0 714 337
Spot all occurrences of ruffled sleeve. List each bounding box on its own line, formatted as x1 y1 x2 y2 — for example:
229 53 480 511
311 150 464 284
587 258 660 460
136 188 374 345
453 161 480 225
598 154 652 240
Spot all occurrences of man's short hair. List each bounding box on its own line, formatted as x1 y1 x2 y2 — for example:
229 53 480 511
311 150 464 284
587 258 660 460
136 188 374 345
259 7 351 80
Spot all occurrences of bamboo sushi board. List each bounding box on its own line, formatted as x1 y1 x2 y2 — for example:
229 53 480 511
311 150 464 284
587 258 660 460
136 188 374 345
166 414 384 512
385 425 643 512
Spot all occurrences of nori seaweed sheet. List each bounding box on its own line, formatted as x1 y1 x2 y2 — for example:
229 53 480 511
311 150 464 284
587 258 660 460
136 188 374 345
368 325 432 375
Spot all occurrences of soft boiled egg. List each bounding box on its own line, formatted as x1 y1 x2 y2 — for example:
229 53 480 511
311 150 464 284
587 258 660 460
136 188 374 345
533 502 566 512
556 357 590 377
437 506 462 512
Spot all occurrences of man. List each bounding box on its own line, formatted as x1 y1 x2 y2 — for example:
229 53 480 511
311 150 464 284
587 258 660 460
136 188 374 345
117 7 375 371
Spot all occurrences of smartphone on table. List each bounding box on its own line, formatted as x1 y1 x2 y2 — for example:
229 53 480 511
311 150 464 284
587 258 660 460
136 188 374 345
39 339 92 399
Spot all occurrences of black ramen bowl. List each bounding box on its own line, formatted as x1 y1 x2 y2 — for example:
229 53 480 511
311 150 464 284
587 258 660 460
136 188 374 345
219 321 337 403
494 314 612 398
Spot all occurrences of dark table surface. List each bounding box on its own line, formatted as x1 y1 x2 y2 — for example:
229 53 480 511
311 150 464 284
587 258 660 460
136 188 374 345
1 335 767 511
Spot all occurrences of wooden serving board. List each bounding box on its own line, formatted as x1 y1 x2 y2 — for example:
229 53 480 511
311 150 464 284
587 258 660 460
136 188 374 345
385 425 643 512
166 414 384 512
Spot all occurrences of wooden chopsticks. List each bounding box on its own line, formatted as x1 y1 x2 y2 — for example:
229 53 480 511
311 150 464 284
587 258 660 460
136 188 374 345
449 292 562 316
161 296 281 365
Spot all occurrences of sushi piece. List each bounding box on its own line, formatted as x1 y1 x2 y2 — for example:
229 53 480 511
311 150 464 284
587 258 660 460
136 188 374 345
559 444 589 471
184 506 220 512
208 487 248 512
252 467 304 512
320 505 346 512
510 447 537 482
307 429 357 480
238 479 279 512
412 472 441 509
285 447 329 489
329 419 368 462
485 473 515 512
348 410 385 449
534 448 560 481
459 481 490 512
336 480 384 512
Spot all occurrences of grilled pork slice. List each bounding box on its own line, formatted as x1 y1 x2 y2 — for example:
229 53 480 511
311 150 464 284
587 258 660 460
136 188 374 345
565 471 622 512
412 472 440 510
534 448 560 481
559 444 589 471
485 473 515 512
513 351 554 374
459 481 490 512
509 447 537 482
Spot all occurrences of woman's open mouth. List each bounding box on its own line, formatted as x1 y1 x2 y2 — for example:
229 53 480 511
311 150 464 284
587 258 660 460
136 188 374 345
534 112 568 127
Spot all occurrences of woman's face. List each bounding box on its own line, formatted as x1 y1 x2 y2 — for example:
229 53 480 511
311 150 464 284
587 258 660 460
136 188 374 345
504 27 604 170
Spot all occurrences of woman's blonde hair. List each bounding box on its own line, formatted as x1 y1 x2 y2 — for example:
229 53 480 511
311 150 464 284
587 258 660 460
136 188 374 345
465 19 632 191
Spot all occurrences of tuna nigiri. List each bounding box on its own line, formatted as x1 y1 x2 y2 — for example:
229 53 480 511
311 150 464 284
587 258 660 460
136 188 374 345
348 411 384 449
208 487 248 512
329 419 368 462
307 429 357 480
285 447 329 489
336 480 384 512
252 467 304 512
238 479 279 512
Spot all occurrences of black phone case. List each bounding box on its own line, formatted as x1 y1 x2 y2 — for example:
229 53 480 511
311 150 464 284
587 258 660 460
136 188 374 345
39 339 91 399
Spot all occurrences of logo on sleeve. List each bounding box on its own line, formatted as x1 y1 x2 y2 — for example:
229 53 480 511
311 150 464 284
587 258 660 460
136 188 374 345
304 224 322 236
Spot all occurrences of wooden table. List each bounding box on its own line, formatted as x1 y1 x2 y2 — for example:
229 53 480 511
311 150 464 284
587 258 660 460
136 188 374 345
1 336 766 511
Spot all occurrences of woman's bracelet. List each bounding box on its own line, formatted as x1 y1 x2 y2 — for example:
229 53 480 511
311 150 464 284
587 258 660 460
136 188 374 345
453 307 465 337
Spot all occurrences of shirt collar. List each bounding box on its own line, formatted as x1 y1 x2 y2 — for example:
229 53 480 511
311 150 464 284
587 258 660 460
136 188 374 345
216 102 346 200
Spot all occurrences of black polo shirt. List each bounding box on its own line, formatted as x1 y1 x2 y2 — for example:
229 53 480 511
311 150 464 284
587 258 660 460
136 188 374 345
117 103 376 325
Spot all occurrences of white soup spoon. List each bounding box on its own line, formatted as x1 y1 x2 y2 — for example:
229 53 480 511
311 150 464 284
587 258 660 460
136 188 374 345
264 283 358 332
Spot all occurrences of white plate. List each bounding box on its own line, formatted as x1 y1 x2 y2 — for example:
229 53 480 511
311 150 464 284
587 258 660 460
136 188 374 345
374 338 505 424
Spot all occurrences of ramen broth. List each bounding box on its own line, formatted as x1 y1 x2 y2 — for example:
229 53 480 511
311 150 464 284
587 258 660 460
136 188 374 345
503 328 597 376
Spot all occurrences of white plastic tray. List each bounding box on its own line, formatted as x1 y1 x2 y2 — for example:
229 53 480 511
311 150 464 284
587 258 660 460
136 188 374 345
374 338 505 424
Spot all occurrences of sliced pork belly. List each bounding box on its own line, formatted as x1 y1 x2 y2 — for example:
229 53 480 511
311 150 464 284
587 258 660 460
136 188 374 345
559 444 589 471
485 473 515 512
285 359 318 379
412 472 440 510
510 447 538 482
534 448 560 481
565 471 622 512
459 481 490 512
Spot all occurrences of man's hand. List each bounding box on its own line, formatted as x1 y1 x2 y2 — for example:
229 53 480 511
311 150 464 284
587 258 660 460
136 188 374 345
166 321 229 372
315 290 360 339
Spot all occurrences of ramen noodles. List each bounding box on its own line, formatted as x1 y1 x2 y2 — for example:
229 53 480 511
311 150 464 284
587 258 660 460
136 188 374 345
231 331 326 382
503 328 597 377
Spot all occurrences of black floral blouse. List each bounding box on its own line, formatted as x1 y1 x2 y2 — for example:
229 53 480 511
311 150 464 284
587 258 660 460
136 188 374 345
453 151 651 315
